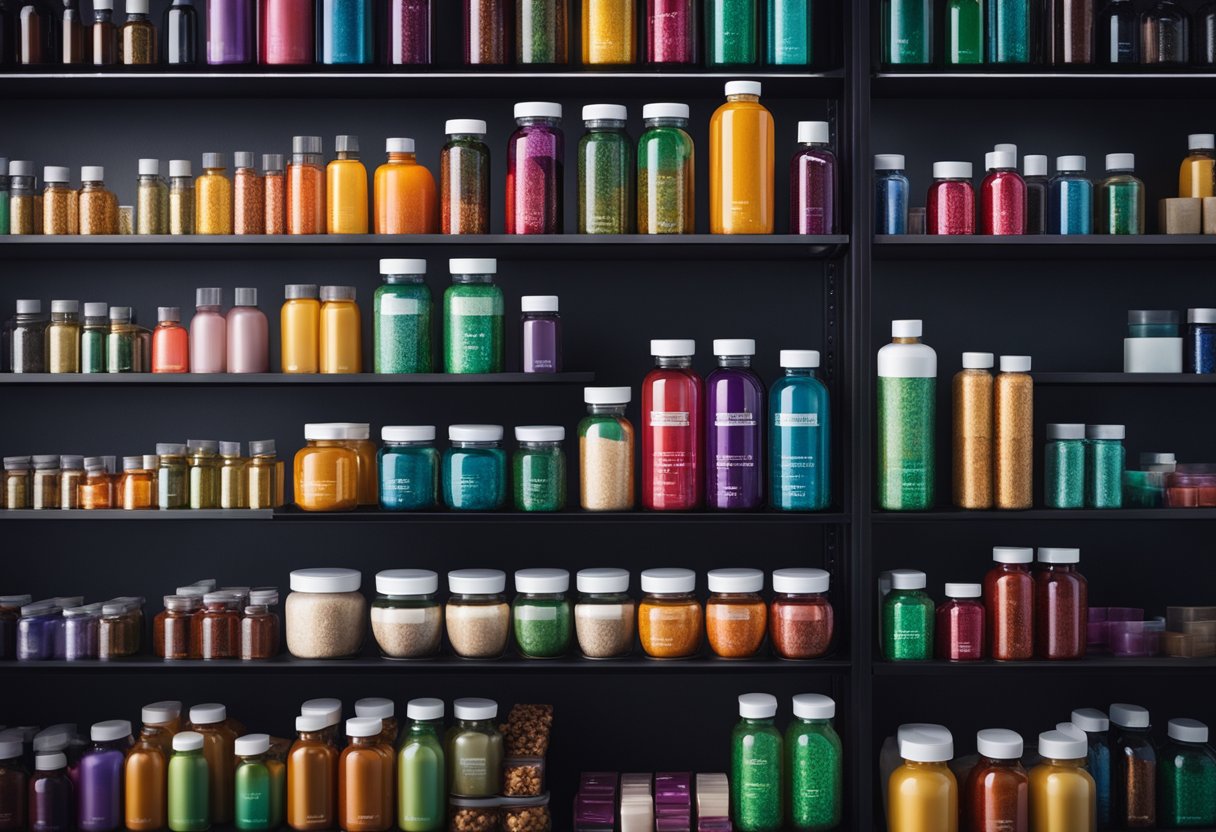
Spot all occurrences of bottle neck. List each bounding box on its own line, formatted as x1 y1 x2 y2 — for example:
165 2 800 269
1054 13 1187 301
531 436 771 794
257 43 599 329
452 440 500 449
892 337 919 345
517 116 559 128
784 367 814 377
453 274 493 285
726 94 760 103
585 119 626 131
350 736 378 748
644 117 687 129
717 355 753 368
337 151 359 161
387 151 417 162
384 275 423 284
654 356 692 369
588 403 626 415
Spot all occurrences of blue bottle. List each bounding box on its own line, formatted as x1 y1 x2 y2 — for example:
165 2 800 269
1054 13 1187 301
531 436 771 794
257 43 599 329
767 0 810 64
1070 708 1112 829
442 424 507 510
318 0 372 63
987 0 1031 61
378 425 440 511
874 154 909 234
1048 155 1093 234
769 349 831 511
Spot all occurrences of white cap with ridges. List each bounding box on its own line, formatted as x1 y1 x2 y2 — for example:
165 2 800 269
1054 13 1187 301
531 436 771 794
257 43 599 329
933 161 972 179
889 569 926 590
1000 355 1031 373
725 80 762 97
875 154 905 170
792 693 835 720
583 104 626 121
1024 155 1048 177
515 101 562 119
962 352 994 369
798 121 829 144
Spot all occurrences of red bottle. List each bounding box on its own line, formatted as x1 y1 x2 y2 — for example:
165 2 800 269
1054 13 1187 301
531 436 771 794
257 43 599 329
984 546 1035 661
935 582 985 661
964 729 1029 832
1035 547 1087 659
927 161 975 235
980 150 1027 235
641 339 702 510
151 306 189 373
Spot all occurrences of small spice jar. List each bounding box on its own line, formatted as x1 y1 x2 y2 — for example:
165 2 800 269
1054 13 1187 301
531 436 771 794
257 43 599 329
263 154 286 234
448 796 500 832
11 299 48 373
195 152 233 235
443 424 507 511
935 582 984 661
30 455 60 510
155 594 200 660
288 135 325 235
78 165 118 234
926 161 975 235
520 296 562 374
1035 548 1087 660
769 567 833 660
233 151 263 236
1085 425 1125 509
882 569 934 661
371 568 442 659
1186 308 1216 374
240 601 280 660
285 567 366 659
294 423 360 512
195 591 240 660
579 386 635 511
379 425 440 511
512 568 572 659
59 455 84 509
513 426 566 512
41 166 76 235
574 567 635 659
78 456 114 509
156 443 189 509
638 567 702 659
63 604 100 660
8 160 36 234
187 439 221 509
168 159 195 235
501 795 551 831
1158 718 1216 827
99 599 140 659
136 157 169 235
446 569 510 659
118 454 156 510
3 456 31 509
705 567 767 659
1044 423 1085 509
449 698 504 797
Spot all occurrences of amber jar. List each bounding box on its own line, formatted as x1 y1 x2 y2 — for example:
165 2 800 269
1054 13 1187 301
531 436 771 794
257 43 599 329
985 546 1035 661
339 717 394 832
189 703 238 824
119 455 156 510
79 457 115 509
705 568 767 658
30 455 61 510
287 714 338 830
294 425 360 511
99 601 140 659
195 591 241 660
154 594 200 660
638 568 702 659
59 456 85 510
125 705 175 831
240 603 280 660
964 728 1029 832
769 567 834 659
2 457 31 510
78 166 119 234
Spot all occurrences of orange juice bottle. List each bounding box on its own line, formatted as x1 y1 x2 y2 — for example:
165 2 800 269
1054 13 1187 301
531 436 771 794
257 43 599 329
327 135 369 234
373 138 438 234
709 80 775 234
124 701 182 831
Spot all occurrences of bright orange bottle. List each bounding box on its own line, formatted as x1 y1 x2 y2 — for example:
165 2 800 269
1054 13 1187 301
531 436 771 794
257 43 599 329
339 718 393 832
327 135 369 234
373 138 438 234
288 715 338 830
151 306 189 373
124 702 181 831
709 80 775 234
189 703 238 825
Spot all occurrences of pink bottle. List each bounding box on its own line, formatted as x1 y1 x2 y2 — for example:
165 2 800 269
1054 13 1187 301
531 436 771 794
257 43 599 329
189 287 227 373
226 287 269 373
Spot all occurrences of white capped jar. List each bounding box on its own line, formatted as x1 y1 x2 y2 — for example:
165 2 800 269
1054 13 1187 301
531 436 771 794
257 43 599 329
285 568 366 658
573 567 635 659
445 569 509 659
370 569 442 659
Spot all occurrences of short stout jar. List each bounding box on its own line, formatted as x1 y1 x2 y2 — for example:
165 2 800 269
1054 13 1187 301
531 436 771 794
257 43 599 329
705 568 767 659
573 567 635 659
638 567 702 659
445 569 509 659
285 568 366 659
512 568 572 659
370 568 442 659
769 567 833 660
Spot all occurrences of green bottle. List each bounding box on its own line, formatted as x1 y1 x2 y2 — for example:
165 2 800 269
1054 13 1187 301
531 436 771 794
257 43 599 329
1159 718 1216 827
947 0 983 62
399 698 446 831
707 0 758 65
443 259 504 374
374 259 433 373
882 0 932 63
877 319 937 511
512 427 567 512
578 105 635 234
81 302 108 373
731 693 784 832
234 734 284 830
786 694 843 831
882 569 934 661
168 731 210 832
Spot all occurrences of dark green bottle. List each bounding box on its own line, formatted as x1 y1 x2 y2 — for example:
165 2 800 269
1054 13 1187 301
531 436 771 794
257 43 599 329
707 0 757 64
1159 718 1216 827
234 734 284 830
731 693 783 832
81 302 108 373
882 569 934 660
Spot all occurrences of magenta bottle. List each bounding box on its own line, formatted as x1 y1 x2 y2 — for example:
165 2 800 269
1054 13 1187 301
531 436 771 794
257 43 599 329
388 0 429 62
506 101 564 235
30 753 73 832
189 287 227 373
76 720 130 832
226 287 269 373
935 583 985 661
647 0 695 63
705 338 764 510
257 0 312 62
927 161 976 235
980 150 1027 235
790 120 837 234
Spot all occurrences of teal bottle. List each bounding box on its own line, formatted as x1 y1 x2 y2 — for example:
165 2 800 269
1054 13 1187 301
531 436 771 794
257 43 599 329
374 259 433 373
877 319 937 511
167 732 210 832
882 569 934 660
882 0 932 63
234 734 284 831
442 424 507 510
443 258 503 374
988 0 1031 60
378 425 440 511
947 0 983 62
1159 718 1216 827
786 694 843 831
766 0 810 64
769 349 830 511
732 693 783 832
707 0 757 64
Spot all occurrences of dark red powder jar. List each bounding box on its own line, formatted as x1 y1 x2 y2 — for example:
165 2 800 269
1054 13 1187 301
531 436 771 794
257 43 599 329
984 546 1035 661
980 151 1027 235
1035 547 1087 660
769 567 834 659
927 161 976 235
935 583 985 661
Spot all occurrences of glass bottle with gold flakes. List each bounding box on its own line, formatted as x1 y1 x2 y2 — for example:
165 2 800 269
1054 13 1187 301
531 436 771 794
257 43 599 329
48 300 81 374
31 455 60 510
60 455 85 509
137 158 169 234
79 166 119 234
8 161 36 234
156 443 189 509
220 441 248 508
188 439 222 508
42 167 77 235
195 152 233 234
169 160 195 235
120 0 157 64
3 456 31 509
952 351 994 509
247 439 283 509
994 355 1033 510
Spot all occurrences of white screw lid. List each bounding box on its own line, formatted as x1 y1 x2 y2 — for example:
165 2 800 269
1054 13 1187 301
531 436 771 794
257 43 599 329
899 724 954 762
875 154 905 170
1169 718 1208 743
977 728 1023 760
346 717 382 738
514 101 562 119
375 569 439 596
295 715 328 733
235 734 270 756
1188 308 1216 324
585 386 631 405
780 350 820 368
1000 355 1031 373
707 567 764 594
1024 155 1048 177
641 567 696 594
994 143 1018 163
1071 709 1109 732
961 352 994 369
1086 424 1125 440
515 567 570 594
43 166 70 183
945 583 981 598
382 425 436 443
126 0 148 13
772 567 830 594
290 568 362 593
448 424 504 443
448 568 507 594
714 338 756 356
652 339 696 357
169 159 192 177
1037 730 1087 760
1110 703 1150 729
889 569 926 590
993 546 1034 564
380 258 426 275
385 138 416 153
446 119 487 135
1036 547 1079 564
514 425 565 442
407 698 445 721
798 121 830 144
725 80 762 97
1056 155 1086 172
0 739 21 760
449 258 497 275
521 295 559 313
81 166 104 181
1106 153 1135 171
892 319 922 338
643 102 689 120
933 161 972 179
454 698 498 721
738 692 778 719
583 103 627 121
355 698 395 720
301 698 342 726
1189 134 1215 150
1047 424 1085 440
8 160 34 176
302 423 360 441
90 720 132 742
577 567 630 594
51 299 79 314
16 299 40 314
985 151 1015 171
36 753 68 770
189 704 226 725
792 693 835 720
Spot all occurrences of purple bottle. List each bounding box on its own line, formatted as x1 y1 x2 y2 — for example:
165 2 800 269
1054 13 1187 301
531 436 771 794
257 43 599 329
791 120 837 235
76 721 129 832
226 287 269 373
521 295 561 373
16 602 60 661
705 338 764 510
206 0 253 63
29 752 73 832
388 0 429 63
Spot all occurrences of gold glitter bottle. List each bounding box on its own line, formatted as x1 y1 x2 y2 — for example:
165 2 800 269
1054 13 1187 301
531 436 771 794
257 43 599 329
136 158 169 234
169 159 195 235
48 299 81 373
219 441 248 509
995 355 1034 510
42 167 78 235
79 166 118 234
195 152 233 235
952 351 994 509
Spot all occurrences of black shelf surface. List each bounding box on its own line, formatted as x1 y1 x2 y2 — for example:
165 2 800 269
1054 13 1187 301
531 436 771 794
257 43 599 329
875 658 1216 674
0 509 273 520
873 70 1216 99
872 508 1216 521
0 234 849 260
272 507 851 523
0 69 845 99
873 235 1216 260
0 372 594 386
1035 373 1216 386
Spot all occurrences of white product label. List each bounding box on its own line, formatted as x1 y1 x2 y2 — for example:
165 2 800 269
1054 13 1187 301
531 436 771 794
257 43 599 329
775 412 819 427
516 606 558 621
714 411 757 428
650 411 690 427
372 606 427 624
381 296 422 315
710 606 754 621
451 297 496 316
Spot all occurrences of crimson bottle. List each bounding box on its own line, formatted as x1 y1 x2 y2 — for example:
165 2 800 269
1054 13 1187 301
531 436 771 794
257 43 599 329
1035 547 1087 660
642 339 702 511
927 161 975 235
980 150 1027 235
257 0 311 62
964 729 1029 832
984 546 1034 661
935 582 984 661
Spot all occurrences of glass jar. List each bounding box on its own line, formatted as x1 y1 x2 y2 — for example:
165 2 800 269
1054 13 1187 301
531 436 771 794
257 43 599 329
288 136 325 234
155 594 199 660
63 605 100 660
463 0 506 63
379 425 439 511
638 103 694 235
926 161 975 235
1158 718 1216 827
189 703 237 825
513 426 566 512
399 697 445 829
448 796 500 832
134 158 170 235
707 0 756 64
640 339 701 511
195 591 240 660
444 258 504 374
318 0 372 63
578 104 633 234
234 733 285 830
1023 154 1049 234
1044 423 1084 509
281 284 320 374
219 441 247 509
194 153 232 234
246 439 284 509
187 439 221 509
106 305 139 373
935 582 983 661
1097 153 1145 235
882 569 934 661
79 719 133 831
573 567 634 659
294 424 360 512
1035 547 1087 660
126 707 172 831
387 0 429 62
41 167 76 235
1030 730 1096 831
119 455 156 510
152 306 189 374
3 456 31 509
978 150 1025 235
1048 155 1093 235
98 598 141 659
285 567 366 659
515 0 566 62
339 718 393 830
964 729 1028 832
120 0 155 63
286 715 338 829
373 137 438 234
638 567 701 659
731 693 782 831
512 568 572 659
59 455 84 509
319 285 362 373
769 567 832 660
449 699 503 797
888 725 957 830
1187 307 1216 374
769 349 831 512
579 386 635 511
1085 424 1125 509
705 567 766 659
258 0 313 64
326 134 368 234
11 299 47 373
1070 708 1112 828
582 0 632 62
375 259 432 374
520 295 561 374
371 568 442 659
874 154 910 235
168 159 195 235
79 457 114 509
262 154 285 233
8 160 36 234
80 302 108 374
786 694 842 830
155 444 188 510
506 102 564 234
705 339 765 510
441 119 490 234
446 569 509 659
791 121 837 235
241 595 280 661
17 602 62 660
443 424 507 510
78 165 118 234
30 455 59 510
502 795 550 831
984 546 1034 661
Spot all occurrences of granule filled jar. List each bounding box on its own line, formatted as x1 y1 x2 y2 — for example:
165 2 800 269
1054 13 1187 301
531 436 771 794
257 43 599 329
927 161 975 235
59 455 84 509
371 568 442 659
705 567 767 658
285 567 366 658
501 794 550 831
240 602 280 660
574 567 635 659
638 567 702 659
379 425 439 511
78 165 118 234
63 605 100 660
769 567 833 660
3 456 31 509
154 594 199 660
195 591 241 660
441 119 490 234
579 386 635 511
294 424 360 512
443 424 507 510
512 568 572 658
446 569 510 659
1035 548 1087 660
512 426 566 512
448 796 501 831
30 455 60 510
41 166 76 235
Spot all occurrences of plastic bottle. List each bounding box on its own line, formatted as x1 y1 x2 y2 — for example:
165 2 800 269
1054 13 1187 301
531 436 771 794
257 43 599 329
327 134 368 234
769 349 830 511
710 80 774 234
877 320 936 511
189 287 226 373
226 287 269 373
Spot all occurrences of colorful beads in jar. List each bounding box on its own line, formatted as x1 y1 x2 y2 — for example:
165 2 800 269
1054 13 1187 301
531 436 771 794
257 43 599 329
638 103 694 235
371 568 441 659
578 104 633 234
927 161 975 235
442 119 491 234
284 567 366 659
769 567 833 660
506 101 564 234
705 568 766 658
512 568 572 658
935 582 984 661
638 567 701 659
446 569 510 659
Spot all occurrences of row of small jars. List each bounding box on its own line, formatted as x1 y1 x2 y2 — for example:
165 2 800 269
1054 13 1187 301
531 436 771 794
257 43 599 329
6 595 144 661
286 565 835 661
154 584 282 661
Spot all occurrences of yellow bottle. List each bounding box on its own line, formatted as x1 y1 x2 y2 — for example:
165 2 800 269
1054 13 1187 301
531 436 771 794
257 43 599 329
709 80 775 234
327 135 369 234
319 285 362 373
195 152 234 235
1179 133 1215 199
582 0 635 64
888 725 958 832
1029 730 1096 832
282 284 321 374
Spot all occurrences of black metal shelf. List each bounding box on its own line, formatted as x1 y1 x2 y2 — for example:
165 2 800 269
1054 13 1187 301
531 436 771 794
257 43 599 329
873 235 1216 260
1035 373 1216 386
0 507 849 523
0 509 273 520
872 508 1216 522
0 372 594 386
874 658 1216 674
0 234 849 260
872 70 1216 99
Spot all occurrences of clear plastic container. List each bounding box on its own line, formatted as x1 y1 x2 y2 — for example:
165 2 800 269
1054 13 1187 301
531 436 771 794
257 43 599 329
443 425 507 511
573 567 635 659
449 698 504 798
284 568 366 658
705 567 766 659
446 569 510 659
371 568 441 659
512 568 572 659
638 567 701 659
579 387 635 511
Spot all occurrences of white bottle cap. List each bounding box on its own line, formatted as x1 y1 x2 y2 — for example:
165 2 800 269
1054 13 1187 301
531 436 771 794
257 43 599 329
944 583 981 598
0 740 21 760
1168 718 1208 743
1106 153 1134 171
445 119 487 135
189 704 226 725
1036 547 1080 564
514 567 570 594
354 698 395 720
798 121 830 144
385 137 415 153
792 693 835 720
448 568 507 594
142 701 182 725
992 546 1033 564
1188 308 1216 324
43 166 70 183
899 725 954 762
8 160 34 176
514 425 565 442
993 143 1018 164
961 352 994 369
448 424 504 443
892 320 922 338
171 732 204 753
1189 133 1215 150
407 698 445 721
1110 703 1150 729
290 568 361 593
724 80 762 97
346 717 382 738
1057 155 1086 172
985 151 1015 171
295 715 328 733
583 103 627 121
1023 155 1048 177
93 0 113 9
81 166 105 182
1037 730 1087 760
169 160 192 177
875 154 905 170
640 567 695 594
977 728 1023 760
1000 355 1031 372
90 720 132 742
379 258 426 275
36 753 68 770
235 734 271 756
454 698 498 720
577 567 630 594
514 101 562 119
889 569 926 590
381 425 436 443
780 350 820 368
651 339 696 357
375 569 439 595
126 0 148 13
1086 424 1125 440
707 568 764 594
1047 424 1085 440
1071 708 1109 732
933 161 972 179
772 567 829 594
301 698 342 726
521 295 559 313
738 693 778 719
643 102 689 120
713 338 756 356
584 386 631 405
137 158 160 176
450 258 497 275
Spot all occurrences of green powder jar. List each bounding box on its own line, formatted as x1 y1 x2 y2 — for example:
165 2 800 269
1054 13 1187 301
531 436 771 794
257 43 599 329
1044 423 1085 509
786 693 842 831
375 258 433 373
731 693 784 832
882 569 934 661
512 568 572 658
1159 718 1216 827
512 425 566 512
877 320 937 511
578 104 634 234
81 302 108 373
444 258 503 374
1085 424 1125 509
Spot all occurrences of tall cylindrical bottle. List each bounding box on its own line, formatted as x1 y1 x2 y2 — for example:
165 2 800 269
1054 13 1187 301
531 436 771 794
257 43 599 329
951 352 993 510
641 339 702 511
980 150 1026 235
706 338 764 510
707 0 756 64
769 349 830 511
167 732 209 832
790 120 836 234
506 101 564 234
710 80 774 234
994 355 1033 510
125 707 171 831
882 0 932 62
327 134 368 234
878 320 936 511
226 287 269 373
1179 133 1214 199
731 693 783 832
398 699 444 831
